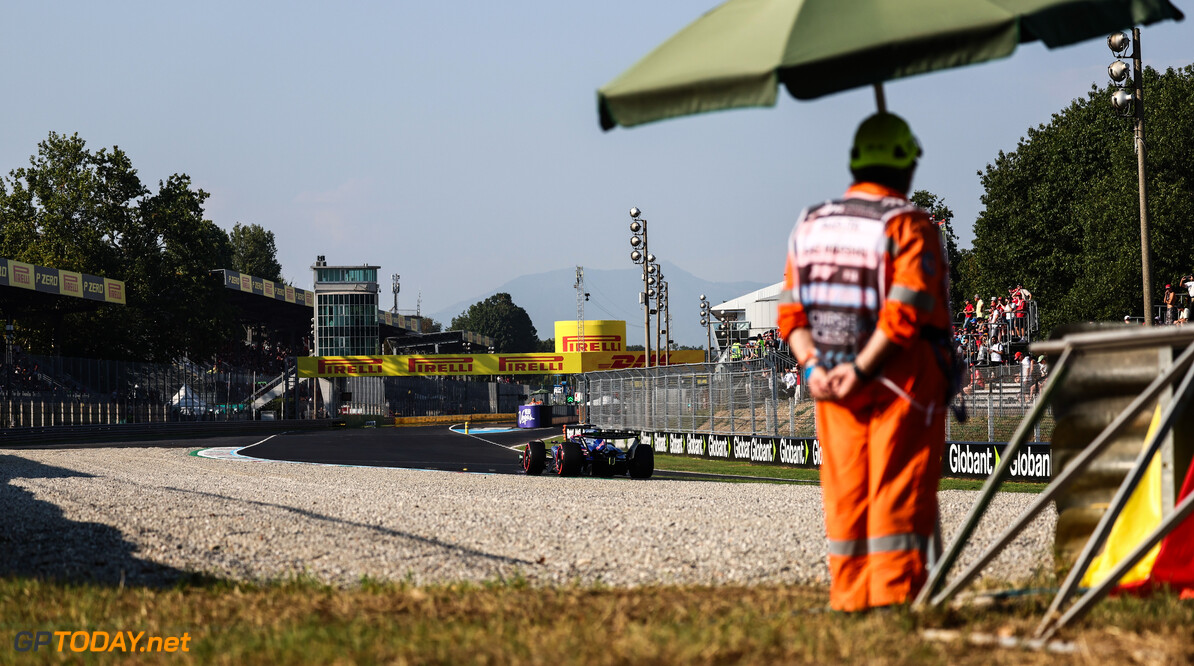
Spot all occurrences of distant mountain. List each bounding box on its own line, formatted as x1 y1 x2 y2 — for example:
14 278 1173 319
429 263 770 348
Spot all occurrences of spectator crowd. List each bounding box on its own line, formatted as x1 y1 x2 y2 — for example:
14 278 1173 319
1159 277 1194 326
955 285 1035 367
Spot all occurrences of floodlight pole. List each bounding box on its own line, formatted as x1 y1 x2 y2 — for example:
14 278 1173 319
654 271 663 364
641 238 651 369
1131 28 1153 326
630 209 651 368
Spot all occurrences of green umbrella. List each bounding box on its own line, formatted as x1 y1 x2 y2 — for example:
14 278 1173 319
598 0 1183 130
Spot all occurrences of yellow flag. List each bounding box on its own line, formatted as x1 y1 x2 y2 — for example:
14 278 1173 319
1081 405 1164 588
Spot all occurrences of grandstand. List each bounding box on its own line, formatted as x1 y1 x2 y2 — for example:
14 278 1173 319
1 261 510 427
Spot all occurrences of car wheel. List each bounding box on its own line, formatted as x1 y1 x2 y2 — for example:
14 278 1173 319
522 440 546 475
556 439 584 477
628 444 654 479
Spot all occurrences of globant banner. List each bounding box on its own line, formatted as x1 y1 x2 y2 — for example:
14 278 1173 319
628 432 1051 481
944 441 1052 482
639 432 822 467
297 351 706 377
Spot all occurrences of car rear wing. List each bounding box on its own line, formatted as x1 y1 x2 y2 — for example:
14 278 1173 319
564 423 642 442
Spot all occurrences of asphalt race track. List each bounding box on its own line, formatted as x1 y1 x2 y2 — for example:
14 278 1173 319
240 424 768 482
244 424 549 474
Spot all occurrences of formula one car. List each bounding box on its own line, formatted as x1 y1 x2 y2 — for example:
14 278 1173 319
521 428 654 478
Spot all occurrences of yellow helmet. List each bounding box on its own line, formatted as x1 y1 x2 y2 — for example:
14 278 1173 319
850 113 922 170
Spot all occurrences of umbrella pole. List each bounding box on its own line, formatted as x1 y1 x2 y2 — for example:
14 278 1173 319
873 83 886 113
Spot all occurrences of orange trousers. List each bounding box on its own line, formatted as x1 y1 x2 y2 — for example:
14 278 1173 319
816 363 945 612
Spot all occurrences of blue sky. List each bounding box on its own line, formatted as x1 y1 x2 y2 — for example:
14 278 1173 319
2 2 1189 321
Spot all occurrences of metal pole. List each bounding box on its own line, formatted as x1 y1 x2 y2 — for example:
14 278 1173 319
987 375 994 442
707 366 714 435
769 353 779 434
655 274 662 367
1133 27 1153 326
664 284 671 365
642 226 651 368
729 370 735 438
706 320 712 363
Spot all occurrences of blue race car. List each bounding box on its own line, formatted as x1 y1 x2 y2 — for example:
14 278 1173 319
521 429 654 478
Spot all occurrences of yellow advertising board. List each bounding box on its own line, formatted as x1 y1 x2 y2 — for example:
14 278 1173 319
553 320 627 353
580 350 704 371
297 350 706 377
0 258 126 305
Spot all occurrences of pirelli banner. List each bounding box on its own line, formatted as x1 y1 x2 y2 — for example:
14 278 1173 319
378 310 438 334
220 269 314 307
0 258 126 304
634 432 1052 482
298 350 706 377
554 320 627 353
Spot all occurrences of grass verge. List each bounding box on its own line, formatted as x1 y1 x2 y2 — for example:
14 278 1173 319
2 576 1190 665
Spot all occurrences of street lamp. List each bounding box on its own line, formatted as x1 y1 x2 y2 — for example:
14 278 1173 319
699 295 712 362
629 208 651 366
1107 29 1153 325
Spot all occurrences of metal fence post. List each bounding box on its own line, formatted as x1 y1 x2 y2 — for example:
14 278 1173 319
650 370 657 432
768 354 779 435
748 368 756 436
664 372 670 431
987 378 994 442
783 391 792 439
729 368 736 437
707 365 714 435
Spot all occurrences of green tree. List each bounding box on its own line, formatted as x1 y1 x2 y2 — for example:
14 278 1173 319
0 133 236 361
971 66 1194 334
133 174 235 360
229 222 283 282
909 189 966 317
450 293 538 352
0 132 141 279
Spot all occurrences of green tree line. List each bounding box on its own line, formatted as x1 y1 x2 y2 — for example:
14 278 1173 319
0 132 283 362
952 65 1194 333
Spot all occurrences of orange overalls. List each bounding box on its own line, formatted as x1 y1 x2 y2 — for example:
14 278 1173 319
778 182 953 611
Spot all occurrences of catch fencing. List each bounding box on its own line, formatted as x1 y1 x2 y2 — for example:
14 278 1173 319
0 353 532 427
0 353 268 427
582 354 1054 443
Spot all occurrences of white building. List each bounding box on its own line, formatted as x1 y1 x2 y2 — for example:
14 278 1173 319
711 281 784 348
